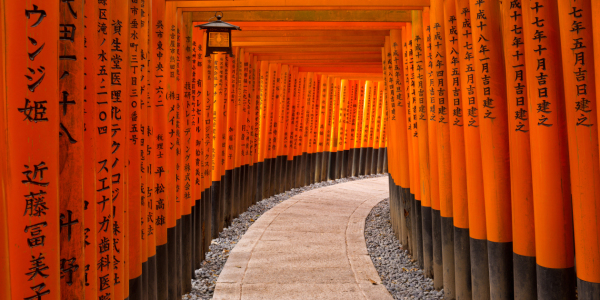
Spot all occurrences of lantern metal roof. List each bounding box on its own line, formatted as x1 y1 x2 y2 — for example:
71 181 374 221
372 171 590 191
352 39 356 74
195 12 241 31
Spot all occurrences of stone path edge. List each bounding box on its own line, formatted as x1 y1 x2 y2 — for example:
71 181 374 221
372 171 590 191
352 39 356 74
213 177 392 300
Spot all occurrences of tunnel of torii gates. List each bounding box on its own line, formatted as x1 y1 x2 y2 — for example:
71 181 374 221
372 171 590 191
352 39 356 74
3 0 600 299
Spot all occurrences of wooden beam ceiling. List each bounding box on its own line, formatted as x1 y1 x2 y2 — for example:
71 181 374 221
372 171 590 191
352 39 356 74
190 10 411 22
185 3 413 78
174 0 430 10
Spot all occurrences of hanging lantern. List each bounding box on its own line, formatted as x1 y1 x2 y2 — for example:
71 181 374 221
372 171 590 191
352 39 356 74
195 11 241 57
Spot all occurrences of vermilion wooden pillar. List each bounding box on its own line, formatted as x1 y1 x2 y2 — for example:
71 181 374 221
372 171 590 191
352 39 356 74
338 79 349 178
402 25 416 256
557 1 600 297
468 1 514 298
521 1 576 298
392 29 411 249
412 10 433 276
324 76 335 180
83 1 99 297
295 72 306 186
269 63 282 193
151 0 169 299
57 0 86 298
141 3 156 299
360 81 372 176
370 81 381 175
499 2 537 298
408 20 425 269
223 50 237 226
5 4 63 298
0 2 11 299
212 53 226 241
443 1 471 298
276 65 290 189
178 9 193 296
96 0 116 299
422 7 443 289
384 36 398 237
367 82 378 176
316 75 328 181
233 49 245 216
348 80 359 177
202 46 214 257
111 3 130 299
302 72 314 183
429 1 456 297
286 69 297 189
455 1 490 298
127 0 144 298
256 61 268 197
311 74 321 183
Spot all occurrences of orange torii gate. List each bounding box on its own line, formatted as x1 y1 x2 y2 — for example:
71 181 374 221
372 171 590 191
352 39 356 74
2 1 600 299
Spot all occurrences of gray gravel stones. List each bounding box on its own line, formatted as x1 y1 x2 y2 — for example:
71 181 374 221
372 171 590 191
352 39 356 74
183 174 386 300
365 198 444 300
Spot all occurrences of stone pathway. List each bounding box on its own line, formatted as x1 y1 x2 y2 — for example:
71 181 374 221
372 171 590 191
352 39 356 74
213 177 391 300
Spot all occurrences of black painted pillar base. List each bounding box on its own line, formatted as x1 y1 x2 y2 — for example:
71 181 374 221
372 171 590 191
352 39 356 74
415 199 424 269
270 156 279 197
182 214 193 294
382 148 388 173
536 265 575 300
328 151 337 180
513 253 537 300
210 181 221 239
488 241 514 299
286 159 294 191
148 254 158 300
366 147 371 175
194 198 203 269
176 219 183 298
432 209 443 290
263 158 271 199
340 150 348 178
335 150 342 179
203 187 211 255
371 148 378 175
351 148 359 177
454 227 472 300
441 216 456 299
400 187 409 249
470 237 490 300
129 267 141 300
255 162 263 204
422 205 433 278
232 167 240 220
314 152 321 183
409 192 417 256
347 149 354 177
577 278 600 300
156 246 169 300
218 174 226 233
321 151 329 181
223 170 233 228
167 225 178 300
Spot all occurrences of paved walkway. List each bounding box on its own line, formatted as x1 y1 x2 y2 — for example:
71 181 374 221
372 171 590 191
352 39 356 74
213 177 392 300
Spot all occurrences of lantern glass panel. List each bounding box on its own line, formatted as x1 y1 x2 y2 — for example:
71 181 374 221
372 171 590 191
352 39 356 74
209 31 230 47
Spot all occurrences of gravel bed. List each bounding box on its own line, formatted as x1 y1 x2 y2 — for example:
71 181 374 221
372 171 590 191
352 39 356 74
183 173 387 300
365 198 444 299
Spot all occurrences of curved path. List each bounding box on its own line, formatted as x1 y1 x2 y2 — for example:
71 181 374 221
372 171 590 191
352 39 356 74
213 176 392 300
